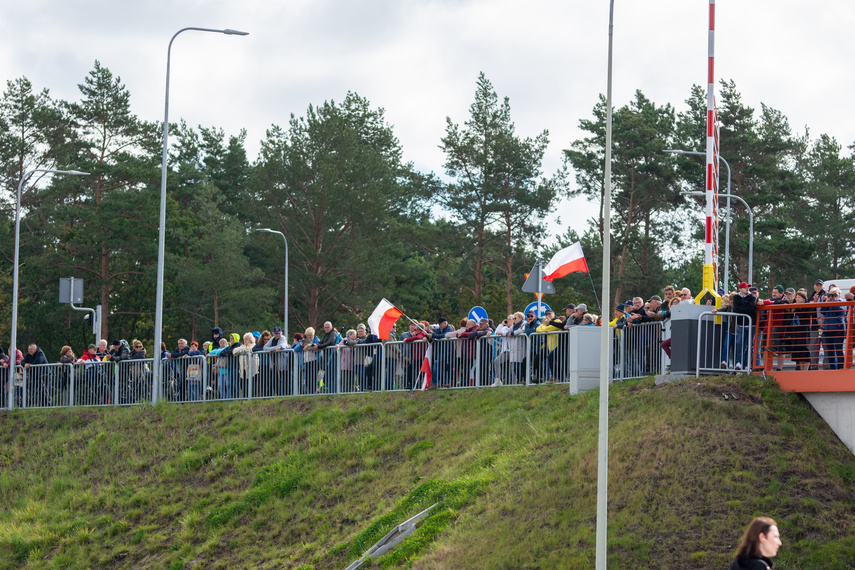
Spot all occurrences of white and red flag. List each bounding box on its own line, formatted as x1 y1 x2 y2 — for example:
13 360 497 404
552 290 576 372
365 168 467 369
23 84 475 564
418 344 433 391
367 298 403 340
542 242 589 281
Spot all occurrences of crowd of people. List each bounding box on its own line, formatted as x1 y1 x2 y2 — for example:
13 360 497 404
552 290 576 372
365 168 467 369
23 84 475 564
1 281 852 408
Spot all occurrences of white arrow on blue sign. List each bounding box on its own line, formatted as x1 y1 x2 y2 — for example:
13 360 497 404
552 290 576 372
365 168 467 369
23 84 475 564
468 306 488 322
523 302 551 319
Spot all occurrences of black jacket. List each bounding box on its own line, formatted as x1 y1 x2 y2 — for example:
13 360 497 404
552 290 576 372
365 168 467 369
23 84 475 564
108 344 130 363
22 347 48 366
729 554 772 569
732 293 757 320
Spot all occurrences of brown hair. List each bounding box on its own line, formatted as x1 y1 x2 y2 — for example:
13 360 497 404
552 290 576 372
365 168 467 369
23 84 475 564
60 345 72 357
736 516 777 559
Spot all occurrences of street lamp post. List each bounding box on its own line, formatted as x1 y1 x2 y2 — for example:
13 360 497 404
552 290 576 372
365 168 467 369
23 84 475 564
664 149 733 291
153 27 248 405
682 191 753 287
595 2 615 568
10 168 89 410
255 228 288 337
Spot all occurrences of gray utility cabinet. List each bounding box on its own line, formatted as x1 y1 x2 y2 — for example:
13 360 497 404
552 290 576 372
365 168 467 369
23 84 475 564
567 325 609 394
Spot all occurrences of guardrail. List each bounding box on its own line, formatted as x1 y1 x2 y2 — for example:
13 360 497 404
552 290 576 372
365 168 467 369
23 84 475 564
3 326 679 411
696 311 753 376
612 321 666 381
753 300 854 372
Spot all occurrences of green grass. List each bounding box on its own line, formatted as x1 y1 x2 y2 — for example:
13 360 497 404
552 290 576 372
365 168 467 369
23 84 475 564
1 376 855 568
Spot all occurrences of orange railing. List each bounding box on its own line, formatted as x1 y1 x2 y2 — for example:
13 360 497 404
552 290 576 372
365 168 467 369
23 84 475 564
754 300 854 373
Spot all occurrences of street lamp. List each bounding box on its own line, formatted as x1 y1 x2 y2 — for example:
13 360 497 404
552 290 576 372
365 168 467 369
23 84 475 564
682 191 753 288
595 2 615 568
664 149 734 291
255 228 288 337
10 168 89 410
153 27 249 405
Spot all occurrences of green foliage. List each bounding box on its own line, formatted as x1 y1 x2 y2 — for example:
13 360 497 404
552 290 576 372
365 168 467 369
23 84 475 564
439 72 565 314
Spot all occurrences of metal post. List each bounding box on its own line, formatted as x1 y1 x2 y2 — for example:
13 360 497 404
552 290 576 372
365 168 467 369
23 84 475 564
256 228 288 337
682 190 753 290
10 169 88 410
596 2 615 567
153 27 249 406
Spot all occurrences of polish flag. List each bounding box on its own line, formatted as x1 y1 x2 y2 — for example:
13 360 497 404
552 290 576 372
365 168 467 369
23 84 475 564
418 344 433 391
542 242 589 281
367 298 403 340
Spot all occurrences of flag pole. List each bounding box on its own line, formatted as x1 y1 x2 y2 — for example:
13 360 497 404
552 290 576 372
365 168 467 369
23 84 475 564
588 272 603 315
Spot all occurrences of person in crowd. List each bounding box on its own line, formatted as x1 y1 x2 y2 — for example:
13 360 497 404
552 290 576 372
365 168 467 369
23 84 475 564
78 344 100 363
217 333 242 398
232 332 260 397
820 286 846 370
96 339 109 360
106 339 130 363
679 288 693 304
564 304 576 320
316 321 341 394
430 317 455 389
293 327 320 394
729 516 781 570
168 338 191 400
730 282 757 371
250 331 271 395
126 339 150 402
788 289 813 371
254 331 270 352
209 337 231 399
524 311 541 336
647 296 667 321
76 344 103 405
662 285 676 305
492 314 515 386
759 285 790 371
358 323 386 391
264 326 290 396
582 314 594 325
186 341 202 356
566 304 587 327
467 318 494 384
536 310 563 383
209 327 224 353
454 319 478 386
22 343 50 406
336 329 358 392
402 321 430 390
58 345 75 405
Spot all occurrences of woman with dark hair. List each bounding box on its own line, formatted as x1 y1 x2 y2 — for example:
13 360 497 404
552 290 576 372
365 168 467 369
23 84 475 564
789 289 813 370
730 516 781 569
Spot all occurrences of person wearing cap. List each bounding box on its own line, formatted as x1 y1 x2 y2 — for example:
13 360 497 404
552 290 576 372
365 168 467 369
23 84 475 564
428 317 455 388
726 282 756 370
820 286 846 370
760 285 790 371
264 326 290 396
566 304 587 327
535 309 564 383
106 339 130 363
564 304 576 319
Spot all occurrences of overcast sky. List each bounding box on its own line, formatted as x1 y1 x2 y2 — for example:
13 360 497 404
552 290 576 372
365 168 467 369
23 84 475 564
2 0 853 244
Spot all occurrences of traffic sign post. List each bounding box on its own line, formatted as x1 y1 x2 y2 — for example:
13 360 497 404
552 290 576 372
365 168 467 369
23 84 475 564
468 306 488 323
522 260 555 318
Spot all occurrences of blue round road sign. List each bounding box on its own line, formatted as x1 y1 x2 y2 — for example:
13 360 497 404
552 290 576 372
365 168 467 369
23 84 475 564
468 306 488 322
523 302 551 319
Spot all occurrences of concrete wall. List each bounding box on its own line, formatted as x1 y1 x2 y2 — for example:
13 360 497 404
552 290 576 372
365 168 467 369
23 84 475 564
803 392 855 454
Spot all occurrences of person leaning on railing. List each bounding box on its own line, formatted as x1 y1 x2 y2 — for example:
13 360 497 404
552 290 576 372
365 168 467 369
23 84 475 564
819 286 846 370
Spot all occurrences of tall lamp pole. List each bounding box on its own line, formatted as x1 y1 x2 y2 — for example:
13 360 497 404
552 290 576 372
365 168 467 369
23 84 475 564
255 228 288 337
683 191 753 287
10 168 89 410
153 27 248 405
596 1 615 568
665 149 733 290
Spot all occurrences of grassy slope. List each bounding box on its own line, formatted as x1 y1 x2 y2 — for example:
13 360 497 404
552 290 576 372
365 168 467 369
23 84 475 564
1 376 854 569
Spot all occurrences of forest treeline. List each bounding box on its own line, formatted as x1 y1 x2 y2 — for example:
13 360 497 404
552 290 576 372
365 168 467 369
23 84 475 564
1 62 853 357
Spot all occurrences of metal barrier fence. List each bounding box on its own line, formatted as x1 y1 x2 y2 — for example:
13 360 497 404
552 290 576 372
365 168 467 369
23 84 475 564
3 327 678 411
754 300 854 372
696 312 753 376
612 321 666 381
